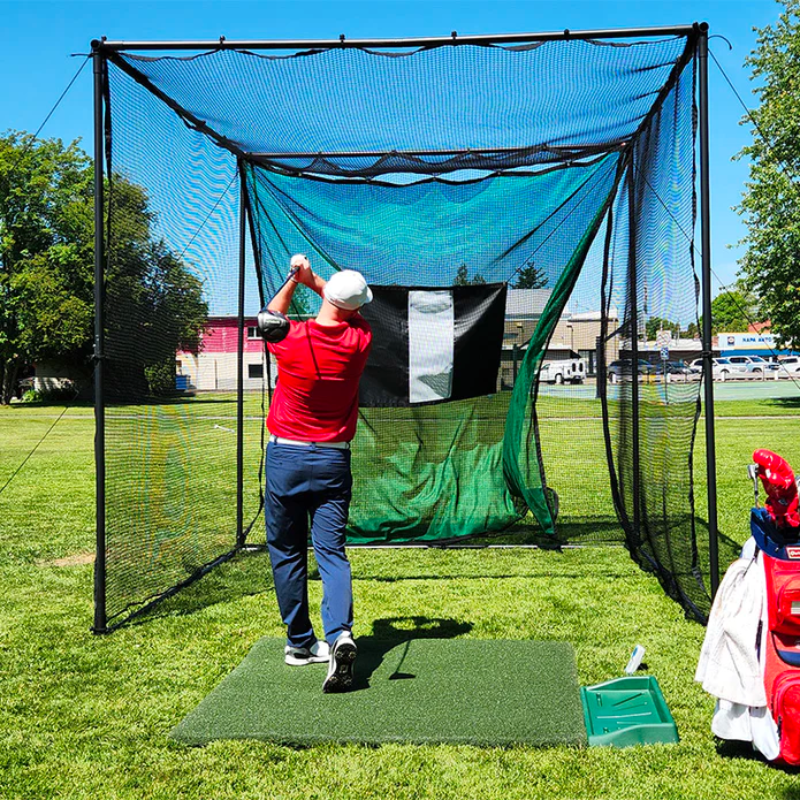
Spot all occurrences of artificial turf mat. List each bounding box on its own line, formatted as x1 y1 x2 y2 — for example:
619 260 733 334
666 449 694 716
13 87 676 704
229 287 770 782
171 638 587 747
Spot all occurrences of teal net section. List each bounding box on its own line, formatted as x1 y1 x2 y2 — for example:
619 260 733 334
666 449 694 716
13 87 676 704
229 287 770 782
98 29 709 626
243 155 624 542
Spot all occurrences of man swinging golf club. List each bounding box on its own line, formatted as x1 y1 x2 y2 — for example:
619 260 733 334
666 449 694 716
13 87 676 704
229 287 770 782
263 254 372 693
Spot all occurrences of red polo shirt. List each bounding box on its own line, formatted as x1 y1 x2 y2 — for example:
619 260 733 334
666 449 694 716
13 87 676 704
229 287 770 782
267 315 372 442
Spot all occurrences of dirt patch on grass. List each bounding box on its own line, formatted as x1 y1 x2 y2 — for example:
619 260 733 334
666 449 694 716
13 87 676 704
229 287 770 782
39 552 95 568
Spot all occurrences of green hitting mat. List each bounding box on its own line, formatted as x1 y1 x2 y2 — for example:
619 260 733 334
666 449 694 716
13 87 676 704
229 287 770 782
171 638 587 747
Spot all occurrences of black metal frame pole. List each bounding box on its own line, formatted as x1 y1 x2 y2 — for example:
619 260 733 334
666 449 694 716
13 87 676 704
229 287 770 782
627 159 642 536
95 25 698 52
698 23 720 598
92 47 107 634
236 164 246 549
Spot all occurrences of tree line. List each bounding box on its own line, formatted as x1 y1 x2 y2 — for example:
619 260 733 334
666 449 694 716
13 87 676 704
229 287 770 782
3 0 799 409
0 132 207 404
735 0 800 354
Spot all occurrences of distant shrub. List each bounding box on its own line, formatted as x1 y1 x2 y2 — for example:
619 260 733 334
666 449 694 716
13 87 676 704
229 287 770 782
144 360 179 397
20 382 77 404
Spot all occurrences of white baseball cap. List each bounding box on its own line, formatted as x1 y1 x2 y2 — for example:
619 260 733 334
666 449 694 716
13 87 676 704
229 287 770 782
323 270 373 311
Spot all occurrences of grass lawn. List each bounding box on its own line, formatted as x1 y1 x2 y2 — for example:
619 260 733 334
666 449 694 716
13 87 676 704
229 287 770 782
1 390 800 799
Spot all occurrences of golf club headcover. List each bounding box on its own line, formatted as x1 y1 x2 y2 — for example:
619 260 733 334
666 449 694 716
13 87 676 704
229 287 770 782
753 449 800 529
257 307 290 343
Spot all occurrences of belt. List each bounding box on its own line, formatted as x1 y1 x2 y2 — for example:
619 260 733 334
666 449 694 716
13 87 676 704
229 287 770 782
269 435 350 450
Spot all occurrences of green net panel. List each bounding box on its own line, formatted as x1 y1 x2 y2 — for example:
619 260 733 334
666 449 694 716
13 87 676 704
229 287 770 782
97 29 709 628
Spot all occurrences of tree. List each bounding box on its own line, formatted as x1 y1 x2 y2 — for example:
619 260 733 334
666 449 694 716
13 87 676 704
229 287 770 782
1 132 94 403
645 317 680 341
0 131 207 403
512 261 548 290
710 287 759 333
103 175 208 398
736 0 800 351
454 263 486 286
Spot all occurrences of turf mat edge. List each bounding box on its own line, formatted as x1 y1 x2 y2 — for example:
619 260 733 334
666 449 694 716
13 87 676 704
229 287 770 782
171 637 587 747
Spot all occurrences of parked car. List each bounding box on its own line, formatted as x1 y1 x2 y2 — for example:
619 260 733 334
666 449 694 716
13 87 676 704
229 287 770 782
724 355 780 378
776 356 800 378
607 359 656 383
540 358 586 385
653 360 693 379
689 357 737 379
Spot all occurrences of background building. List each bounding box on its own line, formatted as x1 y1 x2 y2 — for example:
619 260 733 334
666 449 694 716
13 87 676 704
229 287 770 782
177 316 271 392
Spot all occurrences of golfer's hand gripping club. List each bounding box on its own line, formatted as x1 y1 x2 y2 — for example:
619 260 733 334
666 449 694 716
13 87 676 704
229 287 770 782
289 253 311 285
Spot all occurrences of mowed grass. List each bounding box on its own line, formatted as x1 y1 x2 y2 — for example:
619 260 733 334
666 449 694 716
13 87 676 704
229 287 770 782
1 391 800 799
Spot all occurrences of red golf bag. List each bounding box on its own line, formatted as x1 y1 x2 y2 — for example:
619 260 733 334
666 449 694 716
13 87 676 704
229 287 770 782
751 450 800 766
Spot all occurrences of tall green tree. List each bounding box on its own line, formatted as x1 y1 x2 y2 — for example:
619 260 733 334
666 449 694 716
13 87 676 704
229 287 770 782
0 132 94 403
684 321 699 339
512 261 548 290
736 0 800 350
645 317 680 341
710 287 759 333
453 263 487 286
103 176 208 397
0 132 207 404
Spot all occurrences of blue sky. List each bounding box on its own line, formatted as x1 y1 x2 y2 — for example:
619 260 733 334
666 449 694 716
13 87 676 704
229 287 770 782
0 0 785 295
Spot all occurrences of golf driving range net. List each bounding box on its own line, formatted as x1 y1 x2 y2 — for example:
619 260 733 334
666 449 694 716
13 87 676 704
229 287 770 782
96 29 708 628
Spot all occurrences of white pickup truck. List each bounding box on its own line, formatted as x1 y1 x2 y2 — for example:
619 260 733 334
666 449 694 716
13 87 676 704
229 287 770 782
540 358 586 385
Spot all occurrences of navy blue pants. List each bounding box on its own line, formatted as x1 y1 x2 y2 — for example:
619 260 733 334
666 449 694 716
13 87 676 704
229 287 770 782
265 441 354 648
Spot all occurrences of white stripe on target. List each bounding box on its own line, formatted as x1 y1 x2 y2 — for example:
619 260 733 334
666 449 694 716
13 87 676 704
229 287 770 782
408 290 454 404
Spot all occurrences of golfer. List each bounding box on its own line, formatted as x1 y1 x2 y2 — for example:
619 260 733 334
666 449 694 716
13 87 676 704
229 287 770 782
264 255 372 693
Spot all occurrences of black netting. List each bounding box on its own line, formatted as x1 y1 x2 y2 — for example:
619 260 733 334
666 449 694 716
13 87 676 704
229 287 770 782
103 61 264 624
97 30 710 627
601 56 707 620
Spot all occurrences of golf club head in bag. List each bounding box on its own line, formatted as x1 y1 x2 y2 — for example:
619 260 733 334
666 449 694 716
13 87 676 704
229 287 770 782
257 308 290 343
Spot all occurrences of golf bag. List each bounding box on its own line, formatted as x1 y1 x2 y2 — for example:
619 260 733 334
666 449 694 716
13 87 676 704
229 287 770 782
697 450 800 765
753 505 800 766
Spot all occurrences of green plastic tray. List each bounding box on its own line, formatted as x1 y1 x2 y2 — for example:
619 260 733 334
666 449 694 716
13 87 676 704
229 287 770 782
580 676 679 748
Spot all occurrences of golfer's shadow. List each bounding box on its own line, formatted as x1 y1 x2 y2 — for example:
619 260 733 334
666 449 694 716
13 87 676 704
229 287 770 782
351 616 472 692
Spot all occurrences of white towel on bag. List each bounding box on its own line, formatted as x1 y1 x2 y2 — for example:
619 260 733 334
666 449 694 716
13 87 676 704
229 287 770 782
696 541 780 760
695 552 767 706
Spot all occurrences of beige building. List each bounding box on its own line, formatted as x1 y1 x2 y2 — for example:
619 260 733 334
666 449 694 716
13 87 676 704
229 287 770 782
499 290 620 387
